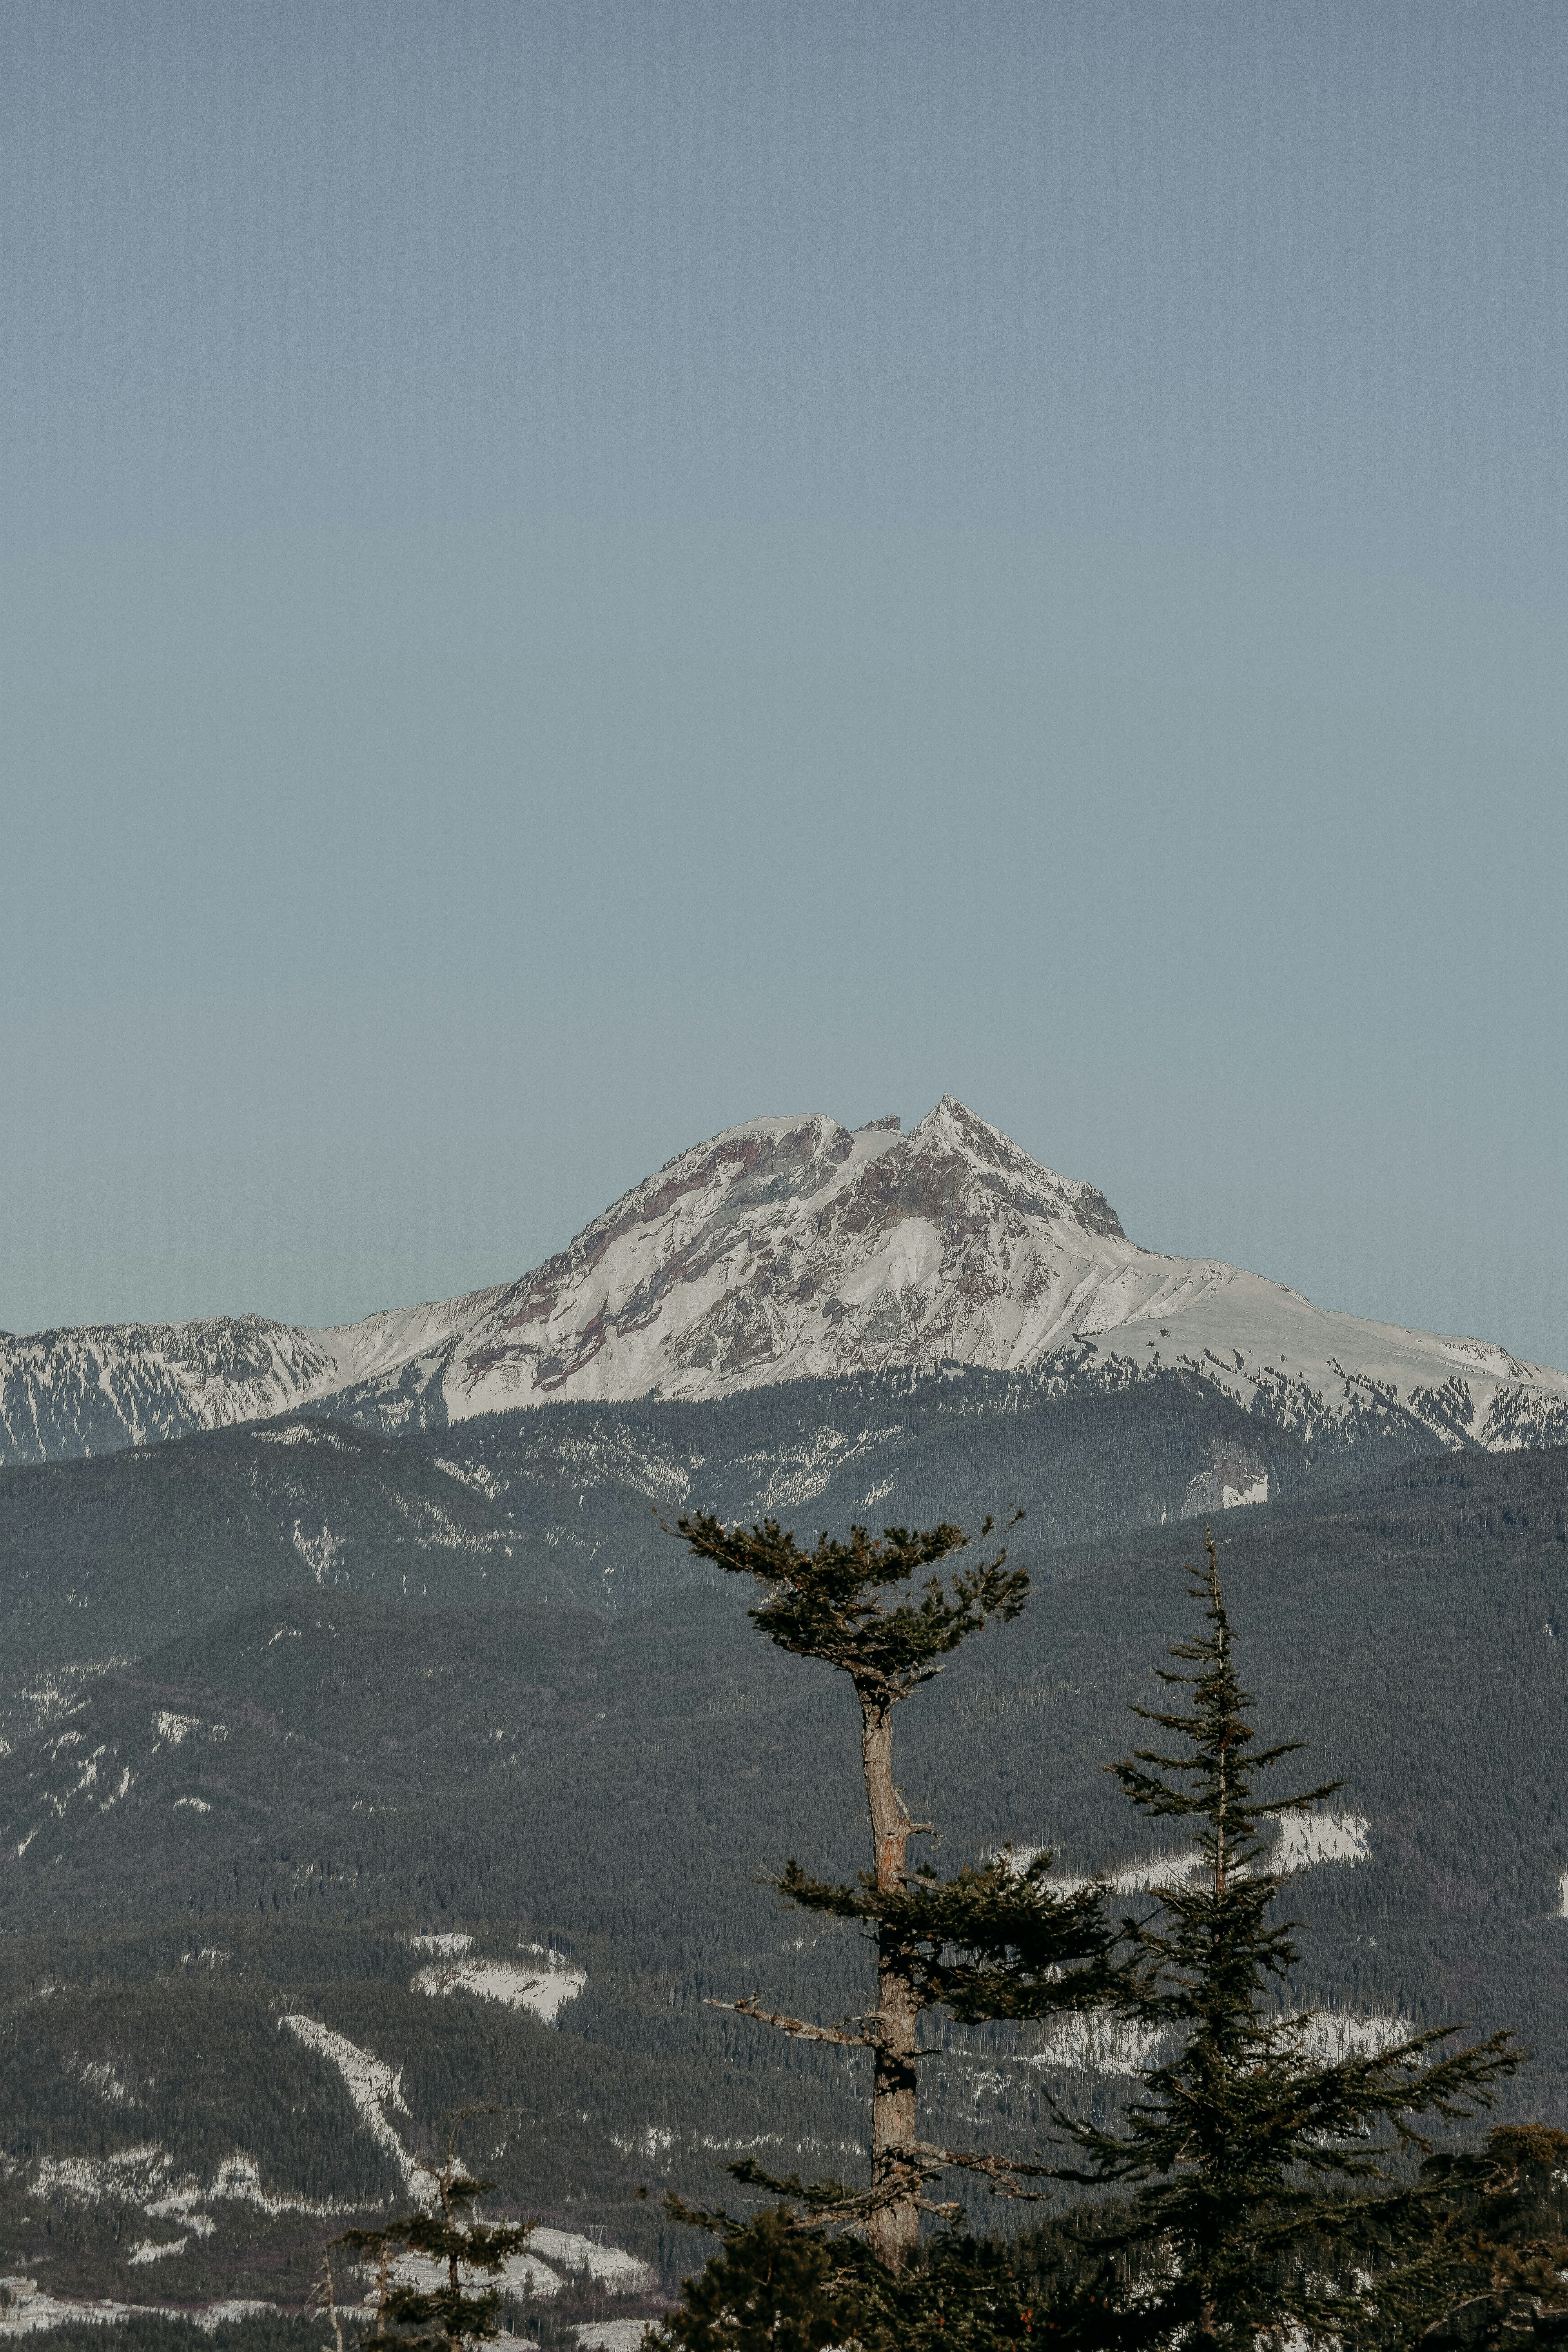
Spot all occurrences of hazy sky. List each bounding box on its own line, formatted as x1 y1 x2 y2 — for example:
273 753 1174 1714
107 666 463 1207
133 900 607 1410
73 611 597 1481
4 2 1565 1371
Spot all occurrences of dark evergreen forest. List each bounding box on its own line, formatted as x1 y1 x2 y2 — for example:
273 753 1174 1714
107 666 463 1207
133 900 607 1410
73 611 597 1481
0 1357 1440 1696
0 1396 1563 2317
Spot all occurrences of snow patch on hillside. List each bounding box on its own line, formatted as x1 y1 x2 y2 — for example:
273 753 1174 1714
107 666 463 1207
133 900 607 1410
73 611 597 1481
411 1946 586 2023
1299 2011 1417 2062
1019 1811 1372 1895
1026 2011 1165 2076
71 2059 134 2107
1022 2005 1416 2082
434 1457 506 1500
388 2251 563 2303
381 2227 653 2308
279 2016 419 2183
0 2279 278 2336
1016 1847 1201 1897
290 1523 345 1583
202 2150 348 2217
736 1425 905 1513
0 2281 149 2335
35 2147 169 2205
1225 1475 1269 1508
530 2232 657 2296
1276 1812 1372 1871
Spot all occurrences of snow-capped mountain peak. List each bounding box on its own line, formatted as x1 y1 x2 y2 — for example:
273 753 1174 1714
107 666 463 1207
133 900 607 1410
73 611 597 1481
437 1098 1135 1413
1 1099 1564 1465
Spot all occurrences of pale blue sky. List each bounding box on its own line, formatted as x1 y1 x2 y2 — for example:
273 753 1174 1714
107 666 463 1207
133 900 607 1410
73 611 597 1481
4 3 1565 1371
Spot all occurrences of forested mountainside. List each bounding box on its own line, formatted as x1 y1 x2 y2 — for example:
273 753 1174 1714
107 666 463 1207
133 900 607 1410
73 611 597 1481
3 1445 1564 2309
5 1100 1566 1467
0 1358 1447 1702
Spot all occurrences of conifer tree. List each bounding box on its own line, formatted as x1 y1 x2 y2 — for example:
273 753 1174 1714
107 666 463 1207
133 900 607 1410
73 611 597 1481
651 2200 1036 2351
330 2112 535 2352
1358 2123 1568 2352
671 1509 1127 2272
1042 1532 1520 2352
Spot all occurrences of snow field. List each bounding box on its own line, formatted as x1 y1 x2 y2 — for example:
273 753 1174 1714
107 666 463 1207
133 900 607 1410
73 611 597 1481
0 2279 274 2337
410 1944 587 2024
387 2251 565 2302
1017 1809 1374 1897
529 2232 656 2294
377 2232 655 2303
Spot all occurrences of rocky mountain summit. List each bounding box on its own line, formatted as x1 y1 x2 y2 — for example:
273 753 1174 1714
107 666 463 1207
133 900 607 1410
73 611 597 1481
3 1096 1565 1465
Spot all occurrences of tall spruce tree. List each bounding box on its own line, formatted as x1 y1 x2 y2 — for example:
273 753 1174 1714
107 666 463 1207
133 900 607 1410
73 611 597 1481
1044 1532 1520 2352
671 1509 1127 2272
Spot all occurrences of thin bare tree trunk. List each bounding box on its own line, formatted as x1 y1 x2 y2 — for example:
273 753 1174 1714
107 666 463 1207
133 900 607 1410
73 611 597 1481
860 1698 919 2271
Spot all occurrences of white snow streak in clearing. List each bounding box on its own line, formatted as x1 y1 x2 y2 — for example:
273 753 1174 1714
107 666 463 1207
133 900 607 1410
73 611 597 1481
0 2281 275 2336
71 2059 134 2106
199 2150 347 2217
1300 2012 1419 2062
1023 2007 1417 2080
35 2147 168 2205
290 1523 344 1584
1026 2012 1165 2076
388 2252 563 2303
0 2285 141 2336
434 1457 505 1500
30 2139 351 2234
529 2231 657 2294
410 1947 586 2024
383 2229 653 2305
278 2016 419 2184
1276 1812 1372 1871
1021 1811 1373 1895
1016 1848 1201 1896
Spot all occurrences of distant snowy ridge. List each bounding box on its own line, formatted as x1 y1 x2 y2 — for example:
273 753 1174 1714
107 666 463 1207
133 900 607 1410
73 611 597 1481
3 1097 1565 1465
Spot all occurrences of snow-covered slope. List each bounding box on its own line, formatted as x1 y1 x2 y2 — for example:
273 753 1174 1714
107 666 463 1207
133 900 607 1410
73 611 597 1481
0 1289 501 1464
3 1098 1565 1465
